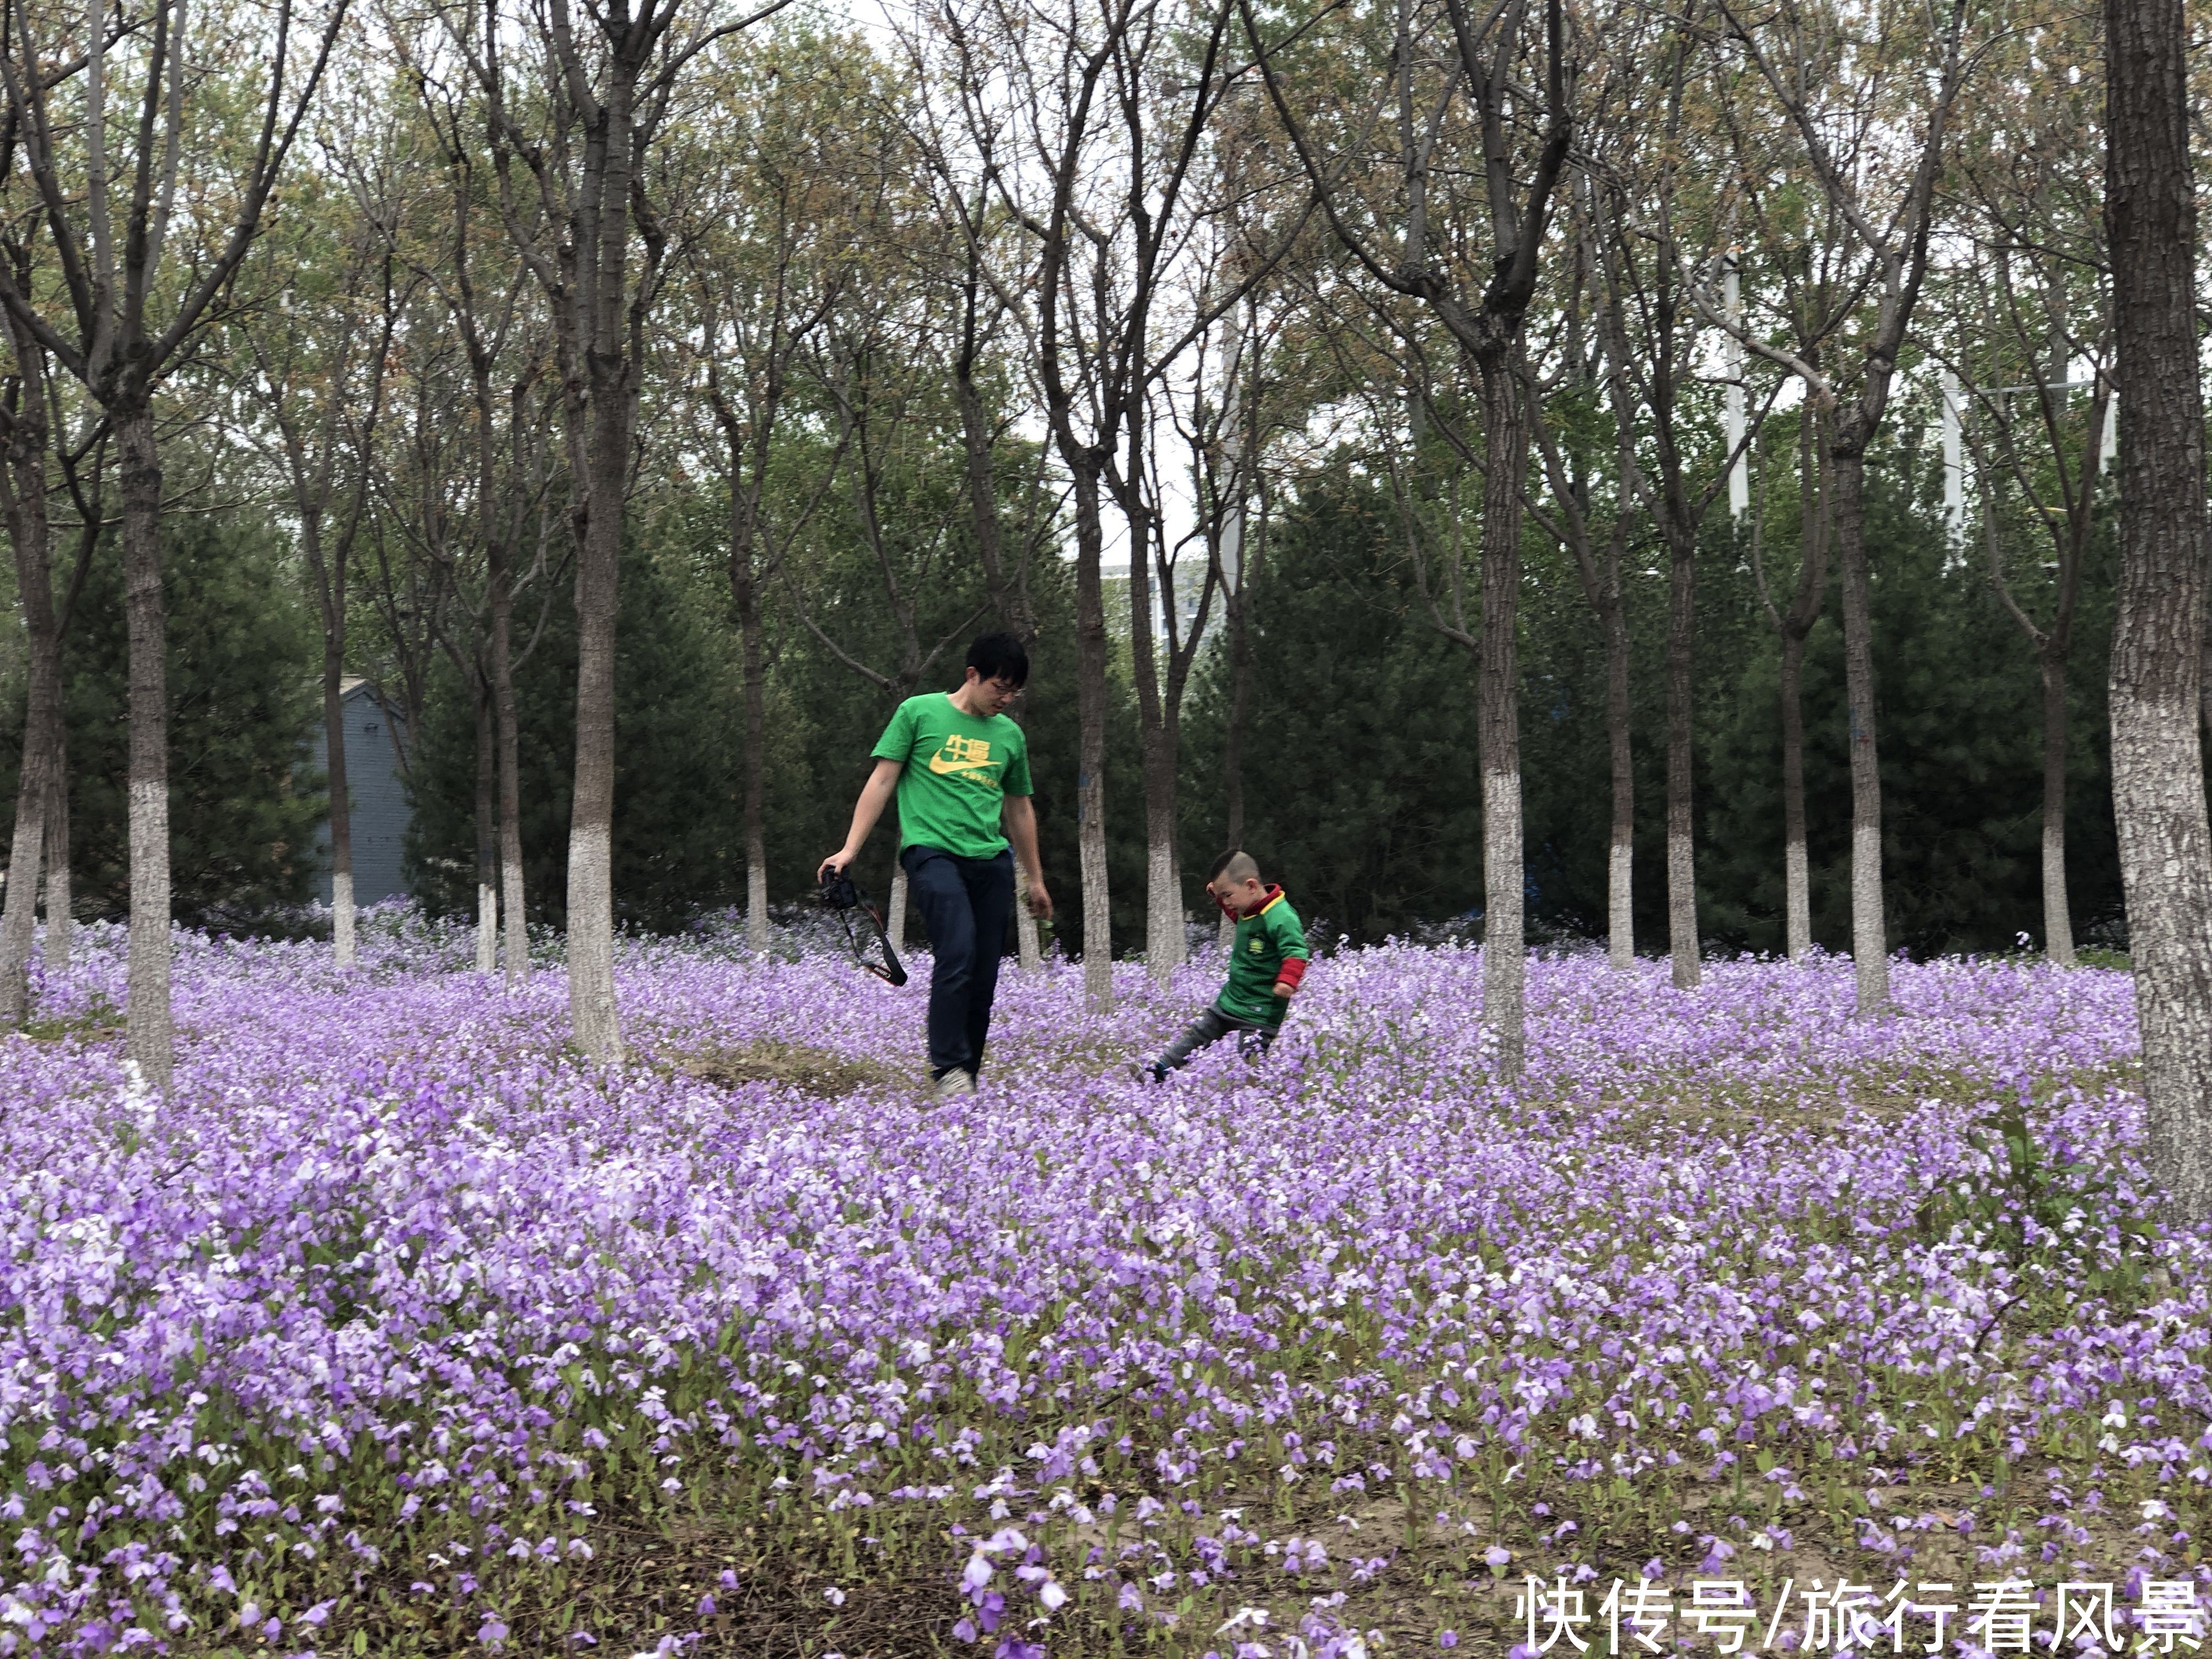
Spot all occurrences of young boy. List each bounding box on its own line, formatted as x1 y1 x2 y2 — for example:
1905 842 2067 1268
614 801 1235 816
819 633 1053 1103
1139 850 1310 1081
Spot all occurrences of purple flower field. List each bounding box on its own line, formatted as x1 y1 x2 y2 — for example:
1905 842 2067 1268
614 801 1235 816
1 917 2204 1657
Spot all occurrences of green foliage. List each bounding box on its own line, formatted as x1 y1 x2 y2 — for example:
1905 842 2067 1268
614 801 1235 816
1180 477 1486 943
746 496 1149 962
0 407 2120 961
0 511 325 924
403 532 778 930
1179 417 2125 956
1921 1094 2150 1280
18 994 122 1041
1699 427 2122 957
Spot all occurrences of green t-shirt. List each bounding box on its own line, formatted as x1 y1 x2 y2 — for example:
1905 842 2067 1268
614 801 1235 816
1216 887 1311 1026
871 693 1034 859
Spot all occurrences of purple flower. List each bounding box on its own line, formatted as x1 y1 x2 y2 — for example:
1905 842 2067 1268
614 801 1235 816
0 922 2174 1659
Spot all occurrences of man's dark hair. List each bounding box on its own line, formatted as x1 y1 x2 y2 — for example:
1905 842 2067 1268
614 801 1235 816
967 632 1030 688
1209 849 1261 885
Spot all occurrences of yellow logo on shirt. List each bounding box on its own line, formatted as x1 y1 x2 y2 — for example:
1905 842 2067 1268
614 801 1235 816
928 733 997 779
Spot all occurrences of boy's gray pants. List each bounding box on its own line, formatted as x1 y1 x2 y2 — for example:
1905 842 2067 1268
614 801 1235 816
1155 1006 1277 1073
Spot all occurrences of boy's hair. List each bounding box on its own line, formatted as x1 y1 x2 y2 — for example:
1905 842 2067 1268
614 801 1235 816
966 632 1030 688
1209 849 1261 887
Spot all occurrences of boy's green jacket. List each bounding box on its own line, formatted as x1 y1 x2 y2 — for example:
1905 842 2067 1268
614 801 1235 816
1216 886 1311 1026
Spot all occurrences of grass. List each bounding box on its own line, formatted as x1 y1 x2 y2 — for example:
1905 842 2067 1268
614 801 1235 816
669 1038 902 1098
16 996 123 1042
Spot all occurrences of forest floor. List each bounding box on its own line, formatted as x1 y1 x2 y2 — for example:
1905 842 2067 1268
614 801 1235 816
0 914 2203 1659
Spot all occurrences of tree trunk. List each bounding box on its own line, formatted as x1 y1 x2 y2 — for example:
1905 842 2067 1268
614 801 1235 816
2200 626 2212 746
1550 421 1634 972
1475 351 1526 1077
1003 686 1041 973
953 329 1042 975
474 676 498 975
1012 861 1041 970
472 341 526 987
490 560 527 987
564 66 638 1067
888 860 909 959
308 504 357 973
1779 630 1813 961
1603 585 1634 970
0 376 59 1024
567 367 627 1062
1141 721 1181 985
1665 527 1699 989
730 459 771 957
1221 569 1253 953
2106 0 2212 1220
41 735 69 973
1124 503 1185 988
495 657 526 986
2039 646 2076 966
1072 465 1114 1012
117 401 172 1087
1830 450 1888 1013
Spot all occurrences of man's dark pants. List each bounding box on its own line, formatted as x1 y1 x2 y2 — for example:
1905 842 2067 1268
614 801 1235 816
901 843 1015 1080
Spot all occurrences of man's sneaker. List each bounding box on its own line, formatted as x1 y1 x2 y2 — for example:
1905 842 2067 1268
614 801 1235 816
933 1069 977 1105
1126 1059 1167 1085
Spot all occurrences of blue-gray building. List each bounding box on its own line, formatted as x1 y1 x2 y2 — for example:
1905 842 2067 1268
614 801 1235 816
307 678 410 905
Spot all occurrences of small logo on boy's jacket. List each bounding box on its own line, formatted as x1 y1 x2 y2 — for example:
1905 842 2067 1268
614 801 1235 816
1248 938 1264 951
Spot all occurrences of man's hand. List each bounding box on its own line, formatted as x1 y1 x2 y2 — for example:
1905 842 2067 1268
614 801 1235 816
821 761 902 888
1025 879 1054 921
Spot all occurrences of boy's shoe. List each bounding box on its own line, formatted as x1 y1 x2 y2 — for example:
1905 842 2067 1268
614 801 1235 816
1126 1059 1167 1085
933 1069 977 1105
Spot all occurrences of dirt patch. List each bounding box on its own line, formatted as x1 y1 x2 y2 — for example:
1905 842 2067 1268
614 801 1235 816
673 1039 898 1098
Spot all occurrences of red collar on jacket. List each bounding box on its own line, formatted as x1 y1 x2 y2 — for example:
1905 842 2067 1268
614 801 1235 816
1215 882 1285 921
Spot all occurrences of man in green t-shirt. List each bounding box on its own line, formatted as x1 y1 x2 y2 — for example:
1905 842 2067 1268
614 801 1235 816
1138 849 1310 1082
819 633 1053 1102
